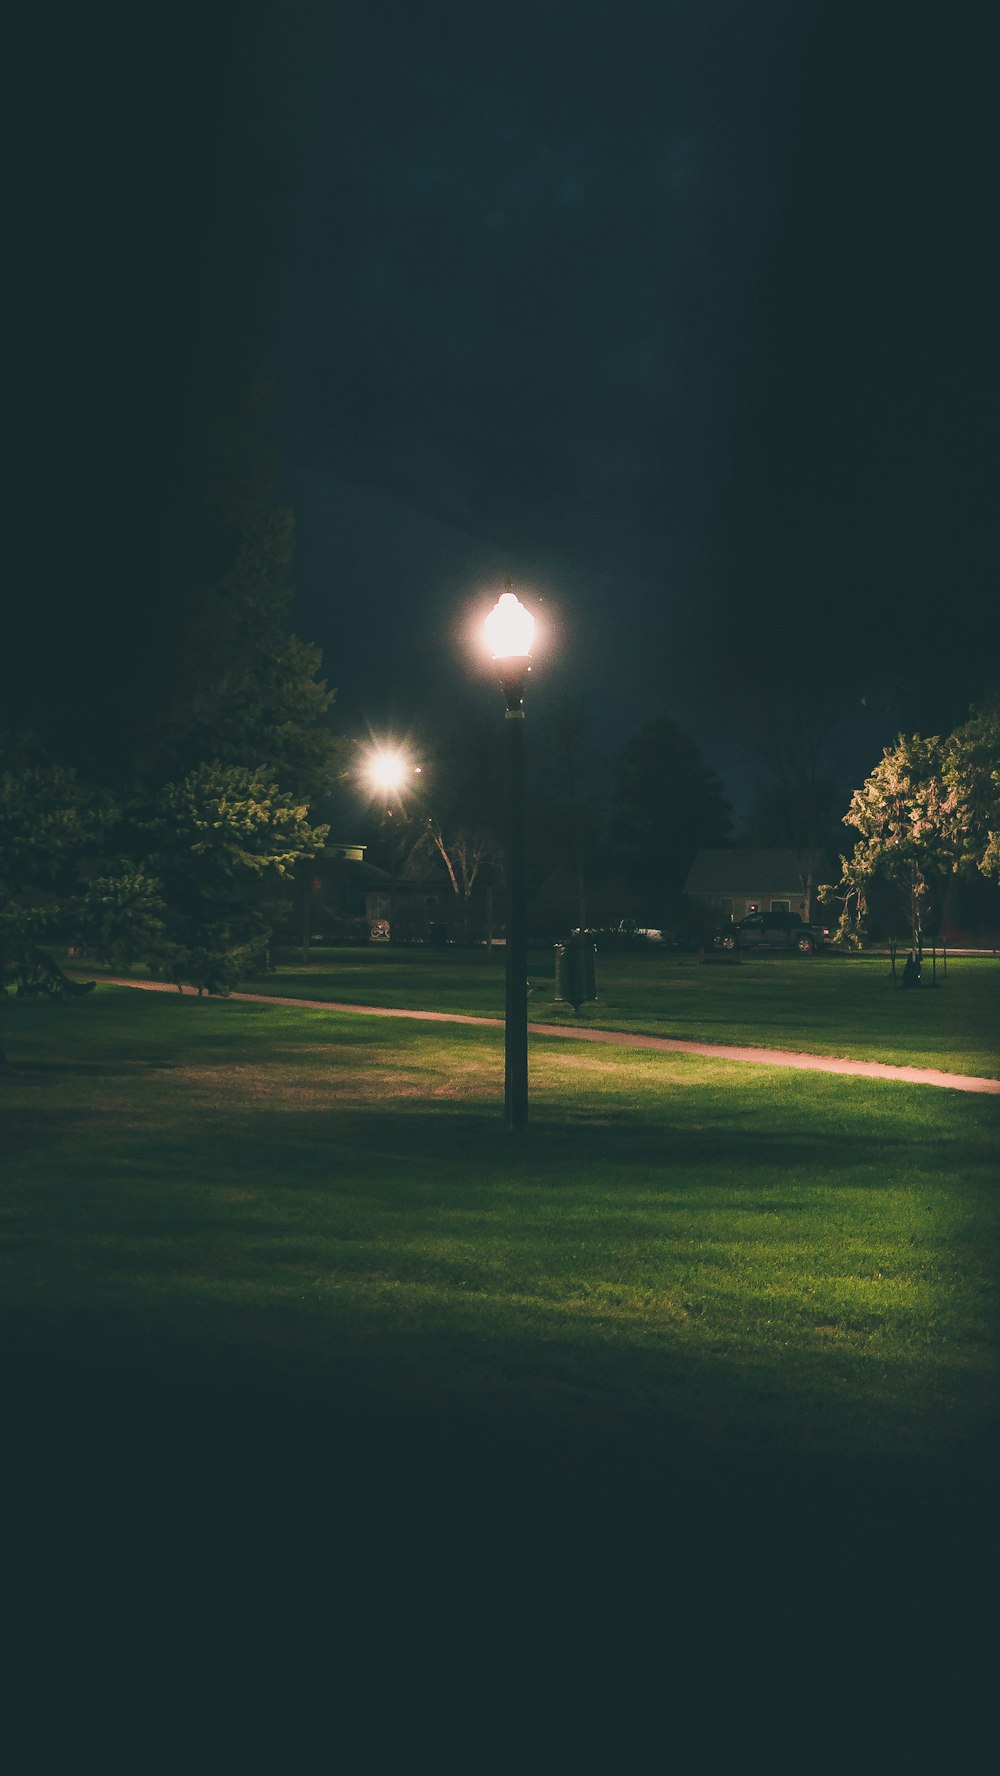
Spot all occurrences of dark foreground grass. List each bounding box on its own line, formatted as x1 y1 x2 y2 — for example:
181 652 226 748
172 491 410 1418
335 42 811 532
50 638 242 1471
3 988 997 1769
259 945 1000 1078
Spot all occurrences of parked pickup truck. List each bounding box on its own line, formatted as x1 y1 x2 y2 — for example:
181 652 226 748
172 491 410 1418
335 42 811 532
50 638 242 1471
714 911 832 955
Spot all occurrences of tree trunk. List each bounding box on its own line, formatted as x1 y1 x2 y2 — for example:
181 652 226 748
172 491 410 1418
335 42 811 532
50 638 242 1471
910 862 923 958
301 868 311 964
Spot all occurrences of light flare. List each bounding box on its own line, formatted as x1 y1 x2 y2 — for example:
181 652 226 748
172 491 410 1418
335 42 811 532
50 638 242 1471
363 747 412 793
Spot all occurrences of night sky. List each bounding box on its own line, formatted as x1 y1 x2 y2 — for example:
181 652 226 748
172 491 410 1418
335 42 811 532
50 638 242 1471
7 0 998 814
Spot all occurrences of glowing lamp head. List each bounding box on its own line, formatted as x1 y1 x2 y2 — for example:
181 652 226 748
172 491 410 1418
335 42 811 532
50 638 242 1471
485 591 535 659
367 749 409 793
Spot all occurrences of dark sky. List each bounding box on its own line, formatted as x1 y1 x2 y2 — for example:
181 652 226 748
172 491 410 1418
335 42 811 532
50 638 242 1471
7 0 998 815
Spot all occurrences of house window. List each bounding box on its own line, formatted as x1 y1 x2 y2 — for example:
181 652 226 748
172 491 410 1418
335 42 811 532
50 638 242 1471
770 899 790 912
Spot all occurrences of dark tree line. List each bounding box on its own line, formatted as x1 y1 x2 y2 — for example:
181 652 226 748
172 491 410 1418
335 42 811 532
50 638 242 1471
1 399 341 1056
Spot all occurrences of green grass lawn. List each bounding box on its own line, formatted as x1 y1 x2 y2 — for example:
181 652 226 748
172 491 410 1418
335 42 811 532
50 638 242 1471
4 985 996 1766
253 944 1000 1078
4 984 996 1458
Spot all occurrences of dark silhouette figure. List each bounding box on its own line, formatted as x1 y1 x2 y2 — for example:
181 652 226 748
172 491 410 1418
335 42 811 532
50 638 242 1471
902 951 921 989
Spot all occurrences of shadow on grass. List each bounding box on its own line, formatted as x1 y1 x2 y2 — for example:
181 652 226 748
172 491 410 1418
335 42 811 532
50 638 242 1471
2 1300 994 1768
268 1100 1000 1190
2 1105 100 1153
21 1093 993 1206
15 1057 179 1077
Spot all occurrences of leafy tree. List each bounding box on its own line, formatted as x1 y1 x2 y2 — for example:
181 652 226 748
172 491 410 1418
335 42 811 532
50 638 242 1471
76 864 168 973
0 752 103 1004
143 762 328 992
118 388 344 986
944 694 1000 885
145 383 343 804
0 739 165 1063
2 381 344 1049
0 749 328 1041
609 719 732 923
825 734 957 951
155 504 340 800
825 694 1000 951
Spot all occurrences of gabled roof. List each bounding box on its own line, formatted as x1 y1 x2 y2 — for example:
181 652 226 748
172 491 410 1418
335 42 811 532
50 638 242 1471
684 848 830 895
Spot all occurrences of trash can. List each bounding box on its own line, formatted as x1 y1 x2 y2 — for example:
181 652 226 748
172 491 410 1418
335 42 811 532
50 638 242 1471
554 935 597 1008
428 922 449 948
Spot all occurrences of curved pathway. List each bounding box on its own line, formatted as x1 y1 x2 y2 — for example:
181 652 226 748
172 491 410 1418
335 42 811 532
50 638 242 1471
97 977 1000 1096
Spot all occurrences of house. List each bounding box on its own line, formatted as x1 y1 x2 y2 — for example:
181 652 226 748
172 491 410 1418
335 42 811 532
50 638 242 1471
297 841 381 945
363 877 462 942
683 849 830 925
304 839 499 946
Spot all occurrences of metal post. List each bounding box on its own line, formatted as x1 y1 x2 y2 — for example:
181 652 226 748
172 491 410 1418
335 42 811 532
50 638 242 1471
388 844 397 945
504 698 528 1130
486 585 534 1131
382 805 398 944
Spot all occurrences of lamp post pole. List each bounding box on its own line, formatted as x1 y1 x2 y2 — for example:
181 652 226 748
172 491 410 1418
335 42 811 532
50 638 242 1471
485 589 535 1132
502 661 528 1130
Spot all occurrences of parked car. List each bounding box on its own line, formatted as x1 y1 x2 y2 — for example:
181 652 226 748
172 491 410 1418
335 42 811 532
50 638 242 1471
714 911 832 954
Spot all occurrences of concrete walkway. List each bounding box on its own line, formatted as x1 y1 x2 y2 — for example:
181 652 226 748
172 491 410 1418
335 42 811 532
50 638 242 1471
98 976 1000 1096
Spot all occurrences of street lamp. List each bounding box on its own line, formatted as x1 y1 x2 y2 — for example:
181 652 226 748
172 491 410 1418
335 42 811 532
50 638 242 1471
366 749 411 797
485 588 535 1131
362 747 414 942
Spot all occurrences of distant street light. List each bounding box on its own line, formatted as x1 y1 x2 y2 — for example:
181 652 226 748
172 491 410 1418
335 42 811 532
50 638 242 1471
362 746 415 943
485 587 535 1131
366 749 411 796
